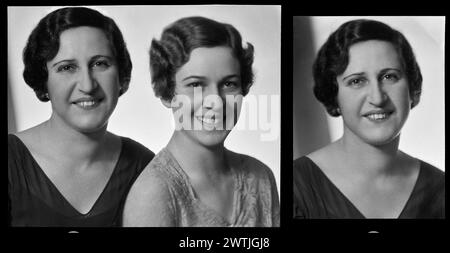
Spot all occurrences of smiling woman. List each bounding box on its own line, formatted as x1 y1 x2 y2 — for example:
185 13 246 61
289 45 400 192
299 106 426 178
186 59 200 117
8 7 154 226
122 16 280 227
46 27 121 133
293 19 444 219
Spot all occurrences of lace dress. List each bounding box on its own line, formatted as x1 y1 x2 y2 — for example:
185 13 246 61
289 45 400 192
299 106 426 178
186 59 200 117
143 148 280 227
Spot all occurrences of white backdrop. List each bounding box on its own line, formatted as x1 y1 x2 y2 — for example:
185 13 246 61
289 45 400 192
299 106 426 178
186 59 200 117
7 6 281 193
310 16 445 171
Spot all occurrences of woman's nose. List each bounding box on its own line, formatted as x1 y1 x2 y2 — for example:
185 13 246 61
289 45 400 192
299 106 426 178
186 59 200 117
368 82 388 106
77 68 98 93
202 85 224 110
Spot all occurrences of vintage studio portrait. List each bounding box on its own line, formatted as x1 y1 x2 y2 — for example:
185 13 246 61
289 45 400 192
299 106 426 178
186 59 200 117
8 5 280 227
292 16 445 219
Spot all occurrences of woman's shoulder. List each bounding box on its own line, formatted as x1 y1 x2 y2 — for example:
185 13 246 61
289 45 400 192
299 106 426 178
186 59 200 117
227 150 261 168
9 125 42 151
419 159 444 176
8 131 36 160
226 150 275 179
8 133 21 149
8 132 42 186
126 149 189 207
417 159 445 188
135 148 184 187
293 155 315 169
293 144 340 192
8 134 25 171
304 142 337 164
294 141 342 175
399 151 444 186
294 144 333 174
293 155 321 185
123 150 178 226
145 148 175 171
126 153 175 204
116 134 155 159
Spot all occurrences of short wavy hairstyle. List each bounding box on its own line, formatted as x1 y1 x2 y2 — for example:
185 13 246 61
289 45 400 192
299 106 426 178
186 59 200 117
149 16 255 101
23 7 132 102
312 19 422 117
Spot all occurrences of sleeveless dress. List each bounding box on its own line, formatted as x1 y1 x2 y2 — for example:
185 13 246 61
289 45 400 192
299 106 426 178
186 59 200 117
8 134 155 227
293 156 445 219
143 148 280 227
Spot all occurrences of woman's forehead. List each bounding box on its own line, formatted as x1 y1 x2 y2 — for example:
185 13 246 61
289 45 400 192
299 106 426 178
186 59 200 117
342 40 402 75
51 26 113 62
176 47 240 80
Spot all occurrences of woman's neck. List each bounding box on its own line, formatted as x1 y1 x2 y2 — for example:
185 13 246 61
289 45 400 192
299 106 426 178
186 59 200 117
166 131 229 180
39 113 111 163
337 127 401 177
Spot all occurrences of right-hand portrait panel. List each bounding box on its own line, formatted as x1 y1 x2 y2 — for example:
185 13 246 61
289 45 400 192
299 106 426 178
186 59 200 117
293 16 445 219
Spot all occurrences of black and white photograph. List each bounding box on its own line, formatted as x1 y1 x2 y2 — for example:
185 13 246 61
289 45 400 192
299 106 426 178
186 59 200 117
5 2 446 247
7 5 280 227
293 16 445 219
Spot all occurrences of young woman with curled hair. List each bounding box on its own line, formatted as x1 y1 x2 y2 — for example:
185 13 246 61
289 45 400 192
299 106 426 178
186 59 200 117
123 16 280 227
8 7 154 226
293 19 444 219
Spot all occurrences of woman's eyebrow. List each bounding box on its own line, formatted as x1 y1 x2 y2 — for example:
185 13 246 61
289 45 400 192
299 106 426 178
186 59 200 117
342 72 364 81
221 74 240 80
90 55 114 60
89 55 115 65
182 75 207 81
182 74 240 82
51 59 76 68
379 68 402 73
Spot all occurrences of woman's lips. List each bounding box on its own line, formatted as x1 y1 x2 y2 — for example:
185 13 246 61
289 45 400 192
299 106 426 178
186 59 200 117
363 110 394 122
196 115 223 124
194 115 228 130
72 97 103 109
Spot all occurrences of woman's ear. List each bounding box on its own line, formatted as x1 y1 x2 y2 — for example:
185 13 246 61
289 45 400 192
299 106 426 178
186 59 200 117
161 97 172 108
411 90 421 108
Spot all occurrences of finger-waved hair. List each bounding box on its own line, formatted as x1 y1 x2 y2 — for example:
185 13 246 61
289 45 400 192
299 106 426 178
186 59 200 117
149 16 254 101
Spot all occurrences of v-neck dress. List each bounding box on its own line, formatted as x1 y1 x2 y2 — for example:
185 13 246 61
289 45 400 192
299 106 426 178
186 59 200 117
8 134 155 227
142 148 280 227
293 156 445 219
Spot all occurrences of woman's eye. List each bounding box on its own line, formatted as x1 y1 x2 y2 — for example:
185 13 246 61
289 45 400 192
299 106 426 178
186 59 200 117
223 81 237 87
382 73 399 82
57 64 76 73
92 60 110 69
188 82 202 88
222 81 242 91
348 78 365 87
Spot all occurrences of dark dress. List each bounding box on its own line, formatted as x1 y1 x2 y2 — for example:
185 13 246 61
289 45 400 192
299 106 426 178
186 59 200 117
8 134 155 227
293 156 445 219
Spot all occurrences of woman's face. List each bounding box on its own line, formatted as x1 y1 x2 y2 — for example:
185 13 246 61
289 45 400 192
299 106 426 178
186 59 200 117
46 26 120 133
170 46 243 148
336 40 411 146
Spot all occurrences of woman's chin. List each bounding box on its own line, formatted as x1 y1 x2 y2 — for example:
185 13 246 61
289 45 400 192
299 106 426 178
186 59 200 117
360 131 401 147
71 120 108 134
188 130 230 148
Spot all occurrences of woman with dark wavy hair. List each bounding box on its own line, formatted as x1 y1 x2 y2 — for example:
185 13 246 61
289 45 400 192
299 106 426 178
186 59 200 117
293 19 444 219
8 7 154 226
123 16 279 227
